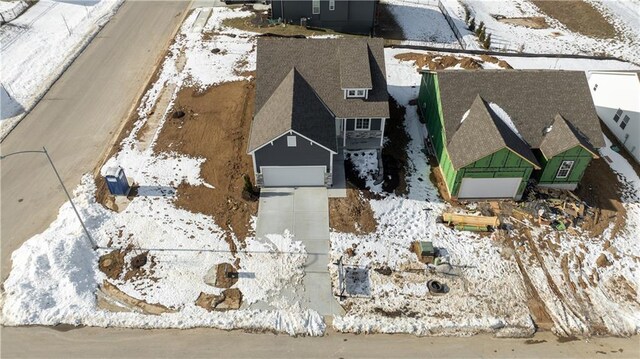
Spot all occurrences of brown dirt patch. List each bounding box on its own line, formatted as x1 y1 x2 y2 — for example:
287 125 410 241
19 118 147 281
329 188 377 234
195 288 243 311
99 249 126 280
498 17 549 29
511 240 554 331
531 0 618 39
222 12 359 38
478 54 513 69
154 81 258 244
215 262 238 288
575 156 626 238
394 52 512 71
595 253 611 268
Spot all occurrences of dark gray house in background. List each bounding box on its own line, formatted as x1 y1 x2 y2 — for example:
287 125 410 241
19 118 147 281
247 37 389 187
270 0 378 35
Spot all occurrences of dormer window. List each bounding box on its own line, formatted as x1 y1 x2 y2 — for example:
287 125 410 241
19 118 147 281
345 88 368 99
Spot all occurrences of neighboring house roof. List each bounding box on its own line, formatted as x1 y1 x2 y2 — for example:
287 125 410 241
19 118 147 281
248 68 337 153
254 37 389 119
435 70 605 153
539 114 599 159
447 95 540 170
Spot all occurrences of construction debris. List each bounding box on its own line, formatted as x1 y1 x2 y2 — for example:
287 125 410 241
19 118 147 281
442 212 499 232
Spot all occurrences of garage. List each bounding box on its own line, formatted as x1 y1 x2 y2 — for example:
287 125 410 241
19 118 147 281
457 177 522 199
261 166 326 187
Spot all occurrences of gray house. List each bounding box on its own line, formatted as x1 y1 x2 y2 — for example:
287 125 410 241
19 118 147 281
247 37 389 187
270 0 378 35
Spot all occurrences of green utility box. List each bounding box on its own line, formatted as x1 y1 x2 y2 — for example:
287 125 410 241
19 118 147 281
413 241 435 264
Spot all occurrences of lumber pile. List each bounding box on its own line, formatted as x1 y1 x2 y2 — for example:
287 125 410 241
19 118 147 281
442 212 499 231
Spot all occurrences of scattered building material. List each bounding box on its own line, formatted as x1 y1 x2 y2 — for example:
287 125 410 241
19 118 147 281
442 212 499 229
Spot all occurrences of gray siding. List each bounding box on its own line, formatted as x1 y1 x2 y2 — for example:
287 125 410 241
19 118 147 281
254 133 332 170
271 0 376 34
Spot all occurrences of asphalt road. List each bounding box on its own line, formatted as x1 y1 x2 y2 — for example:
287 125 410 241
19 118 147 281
1 326 638 358
0 0 192 280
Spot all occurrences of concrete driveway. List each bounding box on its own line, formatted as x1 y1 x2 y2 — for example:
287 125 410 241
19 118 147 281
256 187 343 316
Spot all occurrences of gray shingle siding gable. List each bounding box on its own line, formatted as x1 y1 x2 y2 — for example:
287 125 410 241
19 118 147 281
254 134 332 170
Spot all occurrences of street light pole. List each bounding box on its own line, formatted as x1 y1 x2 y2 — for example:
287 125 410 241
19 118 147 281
0 147 97 249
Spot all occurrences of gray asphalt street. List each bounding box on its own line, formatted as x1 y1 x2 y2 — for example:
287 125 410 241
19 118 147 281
1 326 638 358
0 0 192 280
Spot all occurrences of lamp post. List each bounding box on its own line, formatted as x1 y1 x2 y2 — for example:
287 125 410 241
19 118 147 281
0 147 97 249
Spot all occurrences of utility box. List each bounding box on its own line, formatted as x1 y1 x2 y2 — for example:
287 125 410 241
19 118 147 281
104 166 130 196
413 241 435 264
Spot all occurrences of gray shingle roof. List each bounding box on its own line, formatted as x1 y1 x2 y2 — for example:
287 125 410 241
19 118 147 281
435 70 605 155
248 68 337 152
338 39 373 89
447 95 540 170
539 114 599 159
254 37 389 119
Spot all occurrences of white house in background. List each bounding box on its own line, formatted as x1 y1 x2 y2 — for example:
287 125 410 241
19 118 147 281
587 71 640 163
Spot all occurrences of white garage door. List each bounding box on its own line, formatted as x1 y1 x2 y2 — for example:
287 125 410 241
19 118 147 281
262 166 325 187
458 177 521 199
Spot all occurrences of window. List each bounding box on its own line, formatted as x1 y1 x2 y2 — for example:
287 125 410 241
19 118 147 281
346 89 366 98
556 160 574 179
329 0 335 10
613 108 623 122
620 115 630 129
312 0 320 14
355 119 370 130
287 136 297 147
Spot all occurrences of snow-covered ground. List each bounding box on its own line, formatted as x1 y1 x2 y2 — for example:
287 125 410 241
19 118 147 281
1 8 324 336
514 136 640 337
0 0 124 139
386 47 640 72
459 0 640 64
0 0 28 23
330 50 535 337
328 48 640 337
381 0 461 48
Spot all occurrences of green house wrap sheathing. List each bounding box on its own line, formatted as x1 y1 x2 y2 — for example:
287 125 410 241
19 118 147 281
417 71 600 198
451 148 534 197
418 72 533 197
418 73 458 192
538 145 593 185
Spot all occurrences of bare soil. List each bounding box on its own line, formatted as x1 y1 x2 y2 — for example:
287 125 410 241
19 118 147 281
215 262 238 288
498 17 549 29
575 155 626 239
222 11 358 38
153 81 258 245
531 0 618 39
195 288 243 312
394 52 512 71
329 188 378 234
